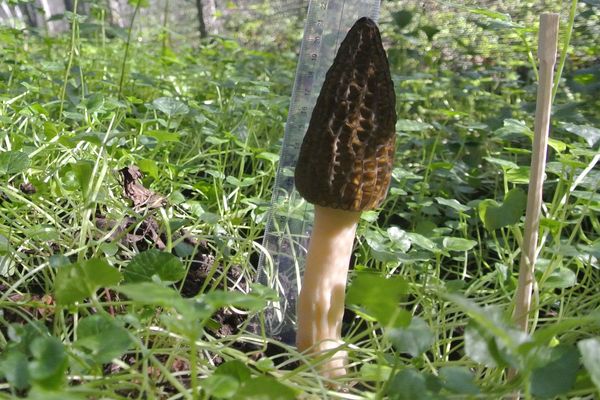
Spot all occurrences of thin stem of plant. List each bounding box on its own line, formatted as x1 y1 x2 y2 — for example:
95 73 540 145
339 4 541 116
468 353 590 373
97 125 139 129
117 1 142 98
58 0 79 120
552 0 578 103
509 17 559 391
513 13 559 333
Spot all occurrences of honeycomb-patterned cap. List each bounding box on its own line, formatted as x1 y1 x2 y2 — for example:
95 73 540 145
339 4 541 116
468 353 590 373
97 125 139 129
294 17 397 212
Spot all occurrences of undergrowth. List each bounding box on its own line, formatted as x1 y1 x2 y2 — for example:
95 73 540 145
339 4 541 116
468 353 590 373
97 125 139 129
1 1 599 399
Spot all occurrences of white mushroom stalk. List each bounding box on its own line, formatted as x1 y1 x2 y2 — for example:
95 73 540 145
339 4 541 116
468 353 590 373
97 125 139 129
293 17 397 378
296 206 360 377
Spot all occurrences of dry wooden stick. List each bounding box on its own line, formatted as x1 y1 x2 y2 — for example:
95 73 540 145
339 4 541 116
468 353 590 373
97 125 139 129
513 13 560 333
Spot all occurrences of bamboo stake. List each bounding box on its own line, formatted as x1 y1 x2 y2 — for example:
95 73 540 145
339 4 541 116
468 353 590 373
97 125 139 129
513 13 559 333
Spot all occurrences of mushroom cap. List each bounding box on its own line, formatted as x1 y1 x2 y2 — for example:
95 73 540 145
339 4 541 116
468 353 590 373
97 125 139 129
294 17 397 212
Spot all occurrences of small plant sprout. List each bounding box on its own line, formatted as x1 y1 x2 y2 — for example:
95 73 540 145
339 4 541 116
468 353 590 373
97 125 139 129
294 17 397 378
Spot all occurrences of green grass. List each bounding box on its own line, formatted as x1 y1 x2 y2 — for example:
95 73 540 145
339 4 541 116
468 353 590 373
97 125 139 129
1 1 600 399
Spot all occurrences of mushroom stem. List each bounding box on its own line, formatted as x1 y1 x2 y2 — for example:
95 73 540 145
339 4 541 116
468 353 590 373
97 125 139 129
297 205 361 378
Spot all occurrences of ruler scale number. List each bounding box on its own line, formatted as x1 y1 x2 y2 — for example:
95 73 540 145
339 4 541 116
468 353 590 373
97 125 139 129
257 0 381 343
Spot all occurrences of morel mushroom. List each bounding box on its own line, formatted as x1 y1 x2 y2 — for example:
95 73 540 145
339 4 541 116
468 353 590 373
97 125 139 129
294 17 397 378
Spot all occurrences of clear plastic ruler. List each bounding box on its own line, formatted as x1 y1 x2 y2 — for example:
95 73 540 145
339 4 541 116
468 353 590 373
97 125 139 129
257 0 381 343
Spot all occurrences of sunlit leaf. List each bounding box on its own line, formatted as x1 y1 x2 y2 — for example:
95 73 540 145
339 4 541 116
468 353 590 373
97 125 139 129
203 374 239 398
530 345 579 398
392 10 412 29
560 122 600 148
439 366 479 395
138 158 159 179
387 368 440 400
578 338 600 391
0 350 29 390
396 119 432 132
152 97 189 117
435 197 470 212
124 249 185 284
479 188 527 231
388 317 434 357
233 376 298 400
0 151 29 175
75 315 133 364
29 336 68 390
442 237 477 252
347 271 409 327
55 259 122 306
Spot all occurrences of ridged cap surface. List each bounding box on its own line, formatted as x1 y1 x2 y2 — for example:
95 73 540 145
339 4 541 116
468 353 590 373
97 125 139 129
294 17 397 211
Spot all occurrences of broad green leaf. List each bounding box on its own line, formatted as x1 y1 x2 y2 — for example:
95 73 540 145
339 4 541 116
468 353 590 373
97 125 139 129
75 315 133 364
464 322 501 368
233 376 298 400
530 345 579 398
387 226 411 252
497 119 565 152
360 363 393 382
26 225 59 241
127 0 149 8
214 360 252 383
29 336 68 390
225 176 257 187
256 152 279 164
49 255 70 269
99 242 119 256
560 122 600 148
395 119 432 132
364 229 398 262
138 158 159 179
405 232 437 252
484 156 519 170
124 250 185 283
144 130 180 142
152 97 189 117
6 321 49 352
63 111 85 121
247 283 279 302
70 132 103 146
479 188 527 231
0 151 29 175
0 349 29 390
505 166 531 184
392 10 412 29
203 374 239 399
64 11 86 22
540 267 577 289
72 160 94 195
547 137 567 153
468 8 511 21
439 366 479 395
115 282 183 308
442 237 477 252
388 317 434 357
420 25 440 41
346 271 409 327
447 293 529 356
387 368 440 400
435 197 470 212
578 338 600 390
496 119 531 135
55 259 122 306
22 387 86 400
254 358 274 372
203 290 268 312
